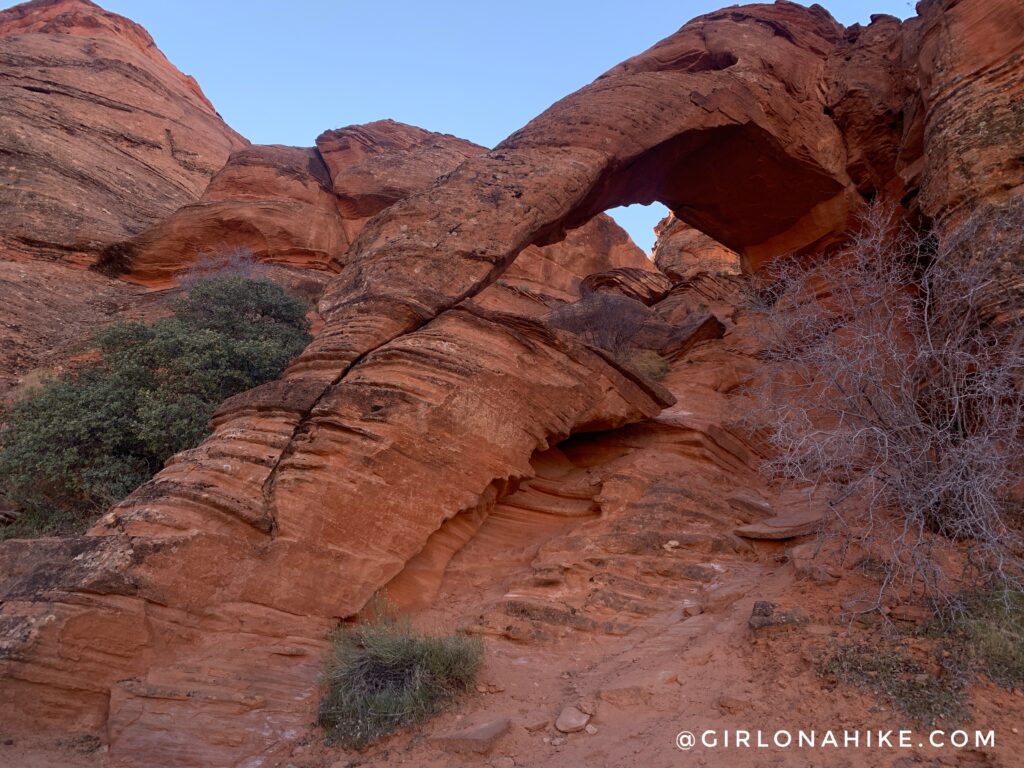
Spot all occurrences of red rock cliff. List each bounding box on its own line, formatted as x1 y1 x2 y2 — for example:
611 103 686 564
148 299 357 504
0 1 1021 766
0 0 246 263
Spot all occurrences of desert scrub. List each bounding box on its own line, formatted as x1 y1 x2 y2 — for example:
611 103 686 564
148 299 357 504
318 614 483 749
740 201 1024 603
0 276 310 538
546 292 670 381
942 588 1024 689
818 641 969 725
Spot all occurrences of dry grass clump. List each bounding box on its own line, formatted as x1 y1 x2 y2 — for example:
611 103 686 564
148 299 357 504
318 612 483 749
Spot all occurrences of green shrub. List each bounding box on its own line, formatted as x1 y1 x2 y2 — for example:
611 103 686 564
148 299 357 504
0 277 310 538
318 612 483 749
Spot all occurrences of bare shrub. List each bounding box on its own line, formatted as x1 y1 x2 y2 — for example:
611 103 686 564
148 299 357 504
179 246 267 288
547 292 651 356
741 201 1024 605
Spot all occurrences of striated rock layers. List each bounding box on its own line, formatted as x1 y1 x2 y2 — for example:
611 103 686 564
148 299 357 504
653 214 739 280
0 0 246 263
97 122 482 286
1 0 1023 765
0 305 672 765
99 121 650 291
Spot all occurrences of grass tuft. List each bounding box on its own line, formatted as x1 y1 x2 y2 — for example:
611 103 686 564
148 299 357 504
318 612 483 750
817 642 968 725
944 588 1024 689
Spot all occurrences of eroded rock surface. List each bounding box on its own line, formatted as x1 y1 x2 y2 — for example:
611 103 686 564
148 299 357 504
100 119 652 293
652 214 739 280
0 0 246 263
1 1 1023 766
0 301 671 764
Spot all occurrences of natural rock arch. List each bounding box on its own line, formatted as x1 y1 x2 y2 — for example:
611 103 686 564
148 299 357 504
2 0 1022 764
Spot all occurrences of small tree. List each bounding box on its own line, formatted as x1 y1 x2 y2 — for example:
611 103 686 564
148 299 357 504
0 276 311 537
741 201 1024 604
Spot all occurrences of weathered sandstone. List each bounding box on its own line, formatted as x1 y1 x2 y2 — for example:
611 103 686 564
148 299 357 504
0 0 246 263
652 214 739 280
1 0 1023 766
100 119 652 290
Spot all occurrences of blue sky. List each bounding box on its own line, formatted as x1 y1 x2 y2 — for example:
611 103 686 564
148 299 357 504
100 0 916 250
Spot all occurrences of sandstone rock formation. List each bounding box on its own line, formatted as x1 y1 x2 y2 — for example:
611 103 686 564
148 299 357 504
0 0 246 263
652 214 739 280
580 266 673 305
101 120 651 291
0 0 247 396
0 260 142 398
1 0 1023 766
0 305 672 764
98 122 482 286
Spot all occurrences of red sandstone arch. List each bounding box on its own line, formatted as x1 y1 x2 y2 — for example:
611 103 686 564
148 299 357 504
3 0 1021 764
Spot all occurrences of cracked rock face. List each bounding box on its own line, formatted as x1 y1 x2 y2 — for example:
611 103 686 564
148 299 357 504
0 0 1022 765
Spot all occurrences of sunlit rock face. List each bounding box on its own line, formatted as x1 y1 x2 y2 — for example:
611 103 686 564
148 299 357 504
0 0 247 264
0 0 1022 765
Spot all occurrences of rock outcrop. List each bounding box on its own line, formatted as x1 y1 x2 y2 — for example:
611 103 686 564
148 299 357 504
0 0 246 263
99 122 483 286
1 0 1023 765
652 214 739 280
0 304 671 764
96 144 349 285
101 120 652 291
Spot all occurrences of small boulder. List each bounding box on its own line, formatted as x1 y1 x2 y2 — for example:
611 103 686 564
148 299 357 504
554 705 591 733
748 600 809 635
735 511 822 540
431 717 512 755
523 716 549 732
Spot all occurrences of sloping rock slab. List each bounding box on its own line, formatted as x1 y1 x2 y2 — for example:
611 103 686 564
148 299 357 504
735 512 823 540
430 717 511 755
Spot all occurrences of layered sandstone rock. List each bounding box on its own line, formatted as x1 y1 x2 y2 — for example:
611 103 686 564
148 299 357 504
580 265 673 304
908 0 1024 217
95 145 348 285
0 304 671 764
0 260 142 398
316 120 481 218
101 119 651 290
0 0 246 263
2 1 1023 766
652 214 739 281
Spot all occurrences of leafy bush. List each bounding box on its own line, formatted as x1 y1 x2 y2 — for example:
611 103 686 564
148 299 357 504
0 276 310 538
318 612 483 749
